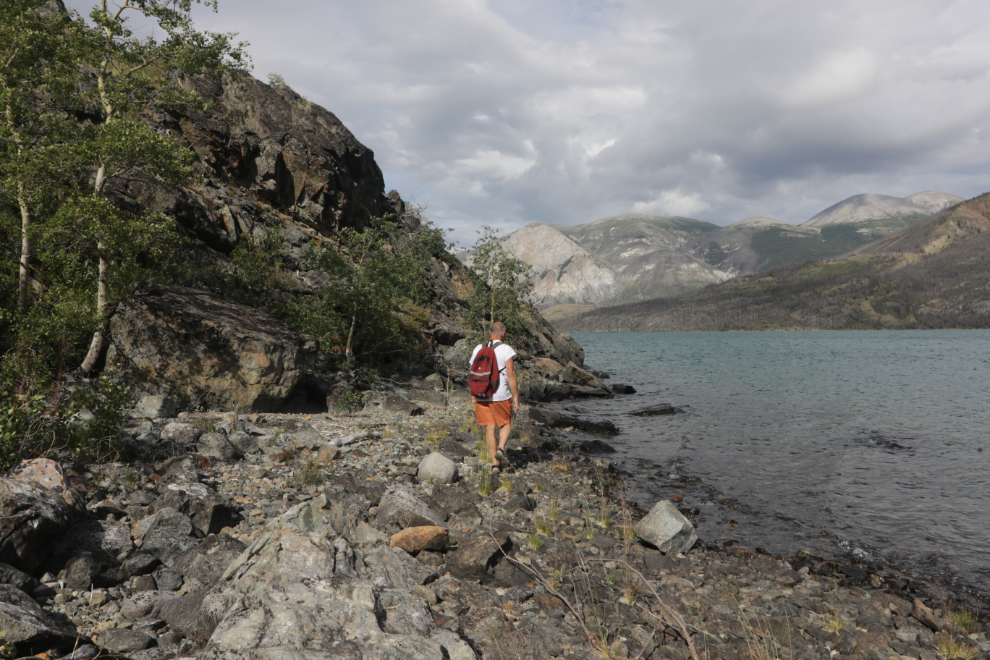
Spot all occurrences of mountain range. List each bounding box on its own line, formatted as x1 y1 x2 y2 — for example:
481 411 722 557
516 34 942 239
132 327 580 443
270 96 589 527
496 191 964 313
555 192 990 332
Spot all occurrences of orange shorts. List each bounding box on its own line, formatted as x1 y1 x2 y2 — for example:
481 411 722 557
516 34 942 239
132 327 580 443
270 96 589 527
475 399 513 427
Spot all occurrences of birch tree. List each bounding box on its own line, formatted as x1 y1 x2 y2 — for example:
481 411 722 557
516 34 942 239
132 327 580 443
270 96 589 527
73 0 248 375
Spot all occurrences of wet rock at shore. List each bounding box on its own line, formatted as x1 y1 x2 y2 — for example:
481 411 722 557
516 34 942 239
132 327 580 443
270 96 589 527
528 407 619 435
628 403 681 416
610 383 636 394
634 500 698 554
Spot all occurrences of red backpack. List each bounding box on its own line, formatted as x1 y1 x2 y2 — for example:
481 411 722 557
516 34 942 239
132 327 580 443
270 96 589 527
469 341 502 399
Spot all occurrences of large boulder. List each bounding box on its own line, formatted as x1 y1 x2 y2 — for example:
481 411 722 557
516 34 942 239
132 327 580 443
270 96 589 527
105 283 318 412
633 501 697 554
0 478 76 572
377 487 447 529
0 584 78 654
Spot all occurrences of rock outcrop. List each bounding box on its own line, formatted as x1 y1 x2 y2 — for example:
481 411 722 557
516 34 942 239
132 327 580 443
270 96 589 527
0 477 78 573
105 283 318 412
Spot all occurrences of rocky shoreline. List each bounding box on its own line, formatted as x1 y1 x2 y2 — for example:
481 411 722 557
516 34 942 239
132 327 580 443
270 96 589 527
3 387 989 660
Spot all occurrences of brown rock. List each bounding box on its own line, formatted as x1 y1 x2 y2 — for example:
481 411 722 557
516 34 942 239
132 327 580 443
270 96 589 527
317 446 340 463
6 459 66 491
389 526 450 553
911 598 944 632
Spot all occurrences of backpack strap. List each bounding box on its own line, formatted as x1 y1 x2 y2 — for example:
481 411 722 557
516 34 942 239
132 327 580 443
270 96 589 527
487 340 506 373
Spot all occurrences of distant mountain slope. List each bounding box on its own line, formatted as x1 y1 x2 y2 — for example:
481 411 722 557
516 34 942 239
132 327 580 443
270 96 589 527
489 191 961 311
557 194 990 332
501 225 630 305
904 191 965 214
523 214 729 304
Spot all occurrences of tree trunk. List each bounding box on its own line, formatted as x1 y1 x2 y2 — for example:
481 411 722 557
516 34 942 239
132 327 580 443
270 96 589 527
345 302 358 370
16 182 31 314
79 248 109 376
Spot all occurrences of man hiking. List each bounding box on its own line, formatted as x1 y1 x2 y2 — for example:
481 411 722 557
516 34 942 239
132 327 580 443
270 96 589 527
469 322 519 475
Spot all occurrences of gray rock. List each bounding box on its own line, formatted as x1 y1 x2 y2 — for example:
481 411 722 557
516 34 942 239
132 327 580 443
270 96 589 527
97 628 156 653
362 547 438 588
160 422 202 446
633 500 697 554
404 389 447 406
134 574 157 591
610 384 636 394
155 482 238 536
206 525 444 657
0 561 36 593
0 477 76 572
157 589 210 639
377 486 447 529
122 551 160 577
62 551 125 590
429 484 482 519
155 456 202 493
105 283 318 412
381 395 425 416
417 452 458 484
197 432 241 460
436 438 473 459
227 431 259 455
280 421 323 449
376 588 436 636
172 534 247 586
122 591 177 620
136 395 177 419
329 430 368 448
140 508 199 564
50 519 133 569
0 584 77 653
445 532 511 581
153 567 184 591
54 644 101 660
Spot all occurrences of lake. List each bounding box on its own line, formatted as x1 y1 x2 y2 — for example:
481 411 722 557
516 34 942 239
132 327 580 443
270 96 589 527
555 330 990 597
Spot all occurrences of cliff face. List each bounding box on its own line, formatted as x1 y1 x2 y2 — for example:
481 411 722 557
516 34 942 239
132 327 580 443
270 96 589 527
501 225 628 305
102 71 603 407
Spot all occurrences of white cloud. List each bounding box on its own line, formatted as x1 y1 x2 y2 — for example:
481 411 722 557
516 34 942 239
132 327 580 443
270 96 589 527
780 49 880 108
632 189 711 217
455 149 537 182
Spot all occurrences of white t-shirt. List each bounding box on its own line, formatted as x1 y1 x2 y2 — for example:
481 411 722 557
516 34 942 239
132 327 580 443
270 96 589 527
469 341 517 402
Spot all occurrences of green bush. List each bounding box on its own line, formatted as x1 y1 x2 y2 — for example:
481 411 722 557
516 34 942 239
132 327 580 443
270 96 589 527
0 375 130 472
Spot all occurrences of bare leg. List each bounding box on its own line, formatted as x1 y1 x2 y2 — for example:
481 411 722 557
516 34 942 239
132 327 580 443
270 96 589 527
485 424 499 467
497 422 512 452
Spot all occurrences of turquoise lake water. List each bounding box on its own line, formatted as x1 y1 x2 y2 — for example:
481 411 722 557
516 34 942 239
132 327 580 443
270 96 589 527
560 330 990 594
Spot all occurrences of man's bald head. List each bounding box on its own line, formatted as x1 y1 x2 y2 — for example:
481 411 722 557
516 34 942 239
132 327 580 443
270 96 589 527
490 322 506 339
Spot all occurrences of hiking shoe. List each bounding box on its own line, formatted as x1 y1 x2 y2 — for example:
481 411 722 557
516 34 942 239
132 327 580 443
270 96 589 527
495 447 509 470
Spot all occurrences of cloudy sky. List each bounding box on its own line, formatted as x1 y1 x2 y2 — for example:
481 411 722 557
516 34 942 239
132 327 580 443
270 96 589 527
71 0 990 245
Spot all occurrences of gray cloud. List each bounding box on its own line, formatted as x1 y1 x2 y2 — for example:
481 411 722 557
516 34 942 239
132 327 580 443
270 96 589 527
67 0 990 244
